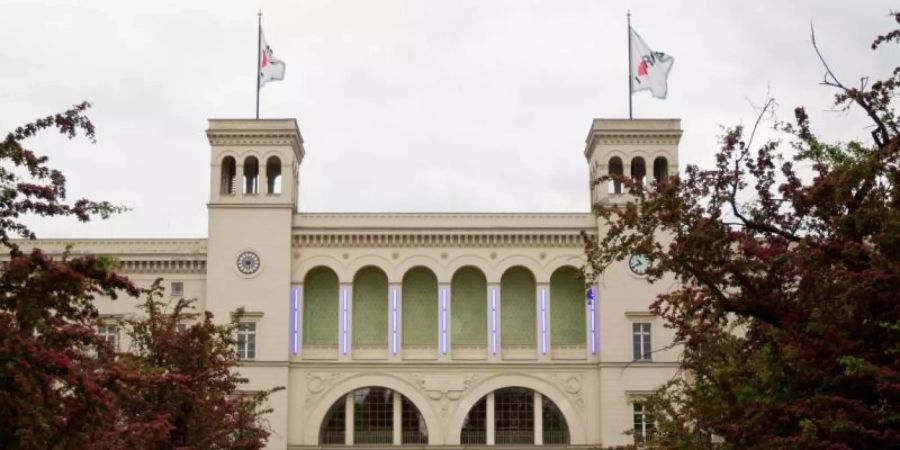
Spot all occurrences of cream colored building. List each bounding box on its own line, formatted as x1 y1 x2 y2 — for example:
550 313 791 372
27 117 682 448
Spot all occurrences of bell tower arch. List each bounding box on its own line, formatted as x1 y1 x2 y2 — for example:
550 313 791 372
583 119 681 207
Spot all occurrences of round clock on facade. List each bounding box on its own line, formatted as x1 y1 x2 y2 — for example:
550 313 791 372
236 251 261 275
628 254 651 276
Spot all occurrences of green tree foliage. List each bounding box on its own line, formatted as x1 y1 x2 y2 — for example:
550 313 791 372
0 104 278 449
585 14 900 450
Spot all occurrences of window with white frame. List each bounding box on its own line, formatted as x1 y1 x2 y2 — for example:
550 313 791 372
633 401 654 443
98 324 119 351
632 322 652 361
170 281 184 297
237 322 256 360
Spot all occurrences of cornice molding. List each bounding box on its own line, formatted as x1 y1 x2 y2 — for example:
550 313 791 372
118 259 206 274
292 232 595 248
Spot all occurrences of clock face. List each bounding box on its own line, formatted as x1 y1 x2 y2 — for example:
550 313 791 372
628 254 651 276
236 251 261 275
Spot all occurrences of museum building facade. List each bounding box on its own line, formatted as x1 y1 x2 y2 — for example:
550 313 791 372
27 117 682 448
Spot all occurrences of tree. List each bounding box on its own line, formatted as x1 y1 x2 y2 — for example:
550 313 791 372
0 104 278 449
585 14 900 450
110 284 281 449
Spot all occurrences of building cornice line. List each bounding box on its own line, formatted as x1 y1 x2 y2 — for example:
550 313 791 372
292 232 595 248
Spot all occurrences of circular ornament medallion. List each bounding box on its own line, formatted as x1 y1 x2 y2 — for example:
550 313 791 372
236 251 261 275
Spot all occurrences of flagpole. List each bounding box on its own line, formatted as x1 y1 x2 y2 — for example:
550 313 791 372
256 10 262 120
627 10 633 119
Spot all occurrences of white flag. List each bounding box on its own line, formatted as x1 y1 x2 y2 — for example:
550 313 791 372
630 27 674 99
259 28 285 87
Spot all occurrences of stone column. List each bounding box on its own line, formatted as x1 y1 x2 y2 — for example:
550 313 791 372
486 392 496 445
534 391 544 445
344 393 354 445
392 390 402 445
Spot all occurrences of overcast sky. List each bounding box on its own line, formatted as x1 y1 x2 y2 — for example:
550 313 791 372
1 0 897 238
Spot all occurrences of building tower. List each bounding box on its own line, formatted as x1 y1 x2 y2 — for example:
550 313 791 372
584 119 681 207
205 119 305 449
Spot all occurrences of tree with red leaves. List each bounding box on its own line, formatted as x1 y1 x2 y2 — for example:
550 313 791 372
110 286 281 449
0 104 278 449
585 14 900 450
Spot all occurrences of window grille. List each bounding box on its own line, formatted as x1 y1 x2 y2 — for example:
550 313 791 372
494 387 534 445
352 387 392 444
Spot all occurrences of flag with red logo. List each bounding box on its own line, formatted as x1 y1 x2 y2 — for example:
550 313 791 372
259 28 285 87
630 27 673 99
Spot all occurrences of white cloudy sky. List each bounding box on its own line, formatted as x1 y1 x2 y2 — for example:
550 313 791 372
1 0 897 238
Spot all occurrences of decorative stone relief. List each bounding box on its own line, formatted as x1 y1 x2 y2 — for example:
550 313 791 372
549 373 585 411
305 372 344 406
409 373 482 416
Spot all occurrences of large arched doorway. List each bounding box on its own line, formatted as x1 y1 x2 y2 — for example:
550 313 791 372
460 387 570 445
319 386 428 445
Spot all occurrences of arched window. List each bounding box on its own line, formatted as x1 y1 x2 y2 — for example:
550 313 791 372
243 156 259 194
542 394 570 444
402 267 437 350
631 156 646 187
303 267 339 351
352 267 388 349
608 156 624 194
500 267 536 350
460 395 487 444
451 267 487 351
319 387 428 445
266 156 282 194
320 396 346 444
653 156 669 182
220 156 236 195
550 266 586 348
459 387 569 445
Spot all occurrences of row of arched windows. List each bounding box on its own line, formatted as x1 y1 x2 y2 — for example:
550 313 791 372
220 155 282 195
319 386 569 445
301 265 587 352
607 156 668 194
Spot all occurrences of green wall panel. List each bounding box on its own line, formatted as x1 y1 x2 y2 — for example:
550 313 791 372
550 267 586 346
303 267 339 345
451 267 487 346
501 267 536 346
402 267 438 346
353 266 388 346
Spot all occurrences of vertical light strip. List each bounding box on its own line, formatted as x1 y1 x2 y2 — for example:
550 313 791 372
291 286 300 355
588 287 597 354
341 288 349 355
540 287 548 355
490 287 498 354
391 287 399 355
440 287 448 354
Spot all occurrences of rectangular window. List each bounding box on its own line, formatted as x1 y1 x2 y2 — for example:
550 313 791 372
633 402 654 443
175 323 187 333
170 281 184 297
98 324 118 351
237 322 256 360
632 322 652 361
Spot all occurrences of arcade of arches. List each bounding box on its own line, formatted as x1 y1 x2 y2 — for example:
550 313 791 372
300 265 588 358
318 386 568 446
